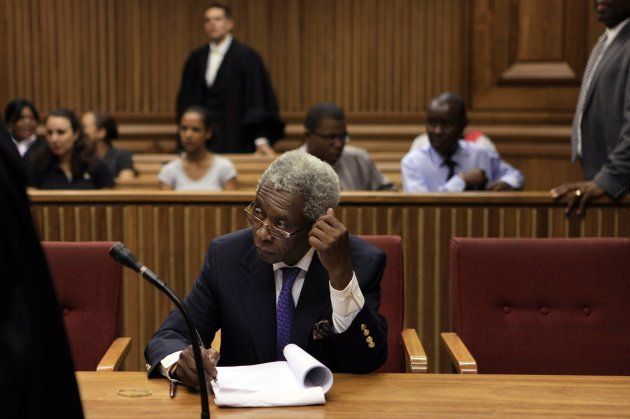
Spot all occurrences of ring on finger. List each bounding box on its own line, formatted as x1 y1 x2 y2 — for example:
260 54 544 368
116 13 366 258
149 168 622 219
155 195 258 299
575 189 583 198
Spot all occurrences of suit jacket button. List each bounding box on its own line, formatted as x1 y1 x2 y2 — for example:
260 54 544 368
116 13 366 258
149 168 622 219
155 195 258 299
583 307 591 315
363 329 370 336
366 336 374 343
368 342 376 348
540 307 549 315
360 323 367 331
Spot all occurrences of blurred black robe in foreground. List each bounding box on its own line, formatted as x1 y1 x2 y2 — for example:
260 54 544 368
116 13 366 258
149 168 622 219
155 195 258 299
0 123 83 418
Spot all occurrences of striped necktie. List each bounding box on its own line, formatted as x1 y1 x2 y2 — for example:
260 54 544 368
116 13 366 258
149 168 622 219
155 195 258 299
276 267 301 360
571 33 608 160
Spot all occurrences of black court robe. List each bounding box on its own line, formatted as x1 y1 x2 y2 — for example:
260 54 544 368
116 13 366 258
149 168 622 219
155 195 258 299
0 124 83 418
176 39 285 153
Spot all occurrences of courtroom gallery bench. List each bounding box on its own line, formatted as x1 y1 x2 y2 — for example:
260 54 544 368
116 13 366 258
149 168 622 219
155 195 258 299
119 153 404 190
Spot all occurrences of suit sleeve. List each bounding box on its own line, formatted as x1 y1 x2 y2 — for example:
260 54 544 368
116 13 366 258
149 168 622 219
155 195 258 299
594 67 630 198
144 243 221 377
330 247 388 373
240 51 284 144
401 151 431 192
176 52 201 120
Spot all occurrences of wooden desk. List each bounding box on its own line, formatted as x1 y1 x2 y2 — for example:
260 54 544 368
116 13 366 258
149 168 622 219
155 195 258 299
77 372 630 418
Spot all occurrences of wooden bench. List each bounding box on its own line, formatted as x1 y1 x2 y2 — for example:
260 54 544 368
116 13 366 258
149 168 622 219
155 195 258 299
119 152 404 190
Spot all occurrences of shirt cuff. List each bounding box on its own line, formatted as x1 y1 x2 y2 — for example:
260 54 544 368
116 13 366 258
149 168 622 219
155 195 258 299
499 175 523 189
444 175 466 192
329 272 364 333
254 137 269 147
158 350 183 381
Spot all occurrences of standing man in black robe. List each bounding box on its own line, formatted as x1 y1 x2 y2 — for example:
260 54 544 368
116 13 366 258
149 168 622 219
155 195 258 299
176 2 284 155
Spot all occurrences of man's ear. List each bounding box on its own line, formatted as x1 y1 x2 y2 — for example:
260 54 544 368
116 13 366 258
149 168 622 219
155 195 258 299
304 131 312 145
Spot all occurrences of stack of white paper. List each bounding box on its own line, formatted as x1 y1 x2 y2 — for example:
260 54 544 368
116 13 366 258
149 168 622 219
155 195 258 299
211 344 334 407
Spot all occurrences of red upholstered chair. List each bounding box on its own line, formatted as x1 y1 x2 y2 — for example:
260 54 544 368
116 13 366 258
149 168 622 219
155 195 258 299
359 235 427 373
42 241 131 371
442 237 630 375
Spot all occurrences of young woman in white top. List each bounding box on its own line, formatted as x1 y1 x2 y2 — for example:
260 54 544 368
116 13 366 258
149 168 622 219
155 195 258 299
159 106 237 191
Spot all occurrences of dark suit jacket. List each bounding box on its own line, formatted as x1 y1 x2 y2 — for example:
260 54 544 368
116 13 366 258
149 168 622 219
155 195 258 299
145 228 388 375
0 124 83 418
580 22 630 198
175 39 285 153
21 136 46 162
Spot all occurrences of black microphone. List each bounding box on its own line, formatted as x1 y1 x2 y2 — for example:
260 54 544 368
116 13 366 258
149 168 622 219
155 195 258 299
109 242 210 419
109 242 168 291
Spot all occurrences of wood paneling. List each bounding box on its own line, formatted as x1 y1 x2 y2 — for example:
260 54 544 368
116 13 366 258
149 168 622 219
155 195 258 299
2 0 606 188
29 191 630 372
470 0 601 109
0 0 467 117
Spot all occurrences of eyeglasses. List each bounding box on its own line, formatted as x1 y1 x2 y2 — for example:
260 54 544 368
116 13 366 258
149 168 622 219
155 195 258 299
311 131 349 143
243 202 311 240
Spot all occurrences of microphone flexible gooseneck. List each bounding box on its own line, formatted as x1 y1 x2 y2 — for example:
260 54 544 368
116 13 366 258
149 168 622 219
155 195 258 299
109 242 210 419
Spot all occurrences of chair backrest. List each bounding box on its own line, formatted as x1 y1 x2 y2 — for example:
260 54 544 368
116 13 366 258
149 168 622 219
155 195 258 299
358 235 404 373
42 241 121 371
450 237 630 375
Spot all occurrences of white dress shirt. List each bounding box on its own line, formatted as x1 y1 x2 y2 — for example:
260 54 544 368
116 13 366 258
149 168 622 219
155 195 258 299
159 247 364 379
14 134 38 157
401 140 524 192
205 34 232 87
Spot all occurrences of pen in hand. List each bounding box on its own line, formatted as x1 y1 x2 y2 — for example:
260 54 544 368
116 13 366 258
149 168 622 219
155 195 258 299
169 381 177 398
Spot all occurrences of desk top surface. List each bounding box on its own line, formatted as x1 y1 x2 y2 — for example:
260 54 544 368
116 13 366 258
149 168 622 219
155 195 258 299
77 372 630 418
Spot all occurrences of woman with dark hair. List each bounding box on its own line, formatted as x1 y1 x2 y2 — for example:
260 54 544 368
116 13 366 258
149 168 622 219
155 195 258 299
30 109 114 189
158 106 237 190
4 98 46 160
81 111 136 181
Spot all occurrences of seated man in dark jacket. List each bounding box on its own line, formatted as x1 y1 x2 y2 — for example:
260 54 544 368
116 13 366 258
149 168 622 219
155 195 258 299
145 150 388 388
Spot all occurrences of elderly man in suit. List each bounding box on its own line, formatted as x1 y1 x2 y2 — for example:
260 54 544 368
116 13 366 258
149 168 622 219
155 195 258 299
145 150 388 388
552 0 630 215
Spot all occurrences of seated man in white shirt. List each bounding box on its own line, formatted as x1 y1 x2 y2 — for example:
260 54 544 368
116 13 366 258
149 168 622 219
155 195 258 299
401 92 524 192
145 150 388 389
300 102 395 190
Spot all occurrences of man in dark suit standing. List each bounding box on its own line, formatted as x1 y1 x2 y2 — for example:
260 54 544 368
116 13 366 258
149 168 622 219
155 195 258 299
176 2 284 155
0 123 83 418
145 150 388 388
552 0 630 215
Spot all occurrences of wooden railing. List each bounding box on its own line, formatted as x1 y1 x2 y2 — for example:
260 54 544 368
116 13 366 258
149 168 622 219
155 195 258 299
30 191 628 372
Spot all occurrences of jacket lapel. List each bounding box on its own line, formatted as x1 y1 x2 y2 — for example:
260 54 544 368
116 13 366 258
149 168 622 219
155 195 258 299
585 24 630 108
238 244 276 363
291 254 331 349
198 46 210 76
